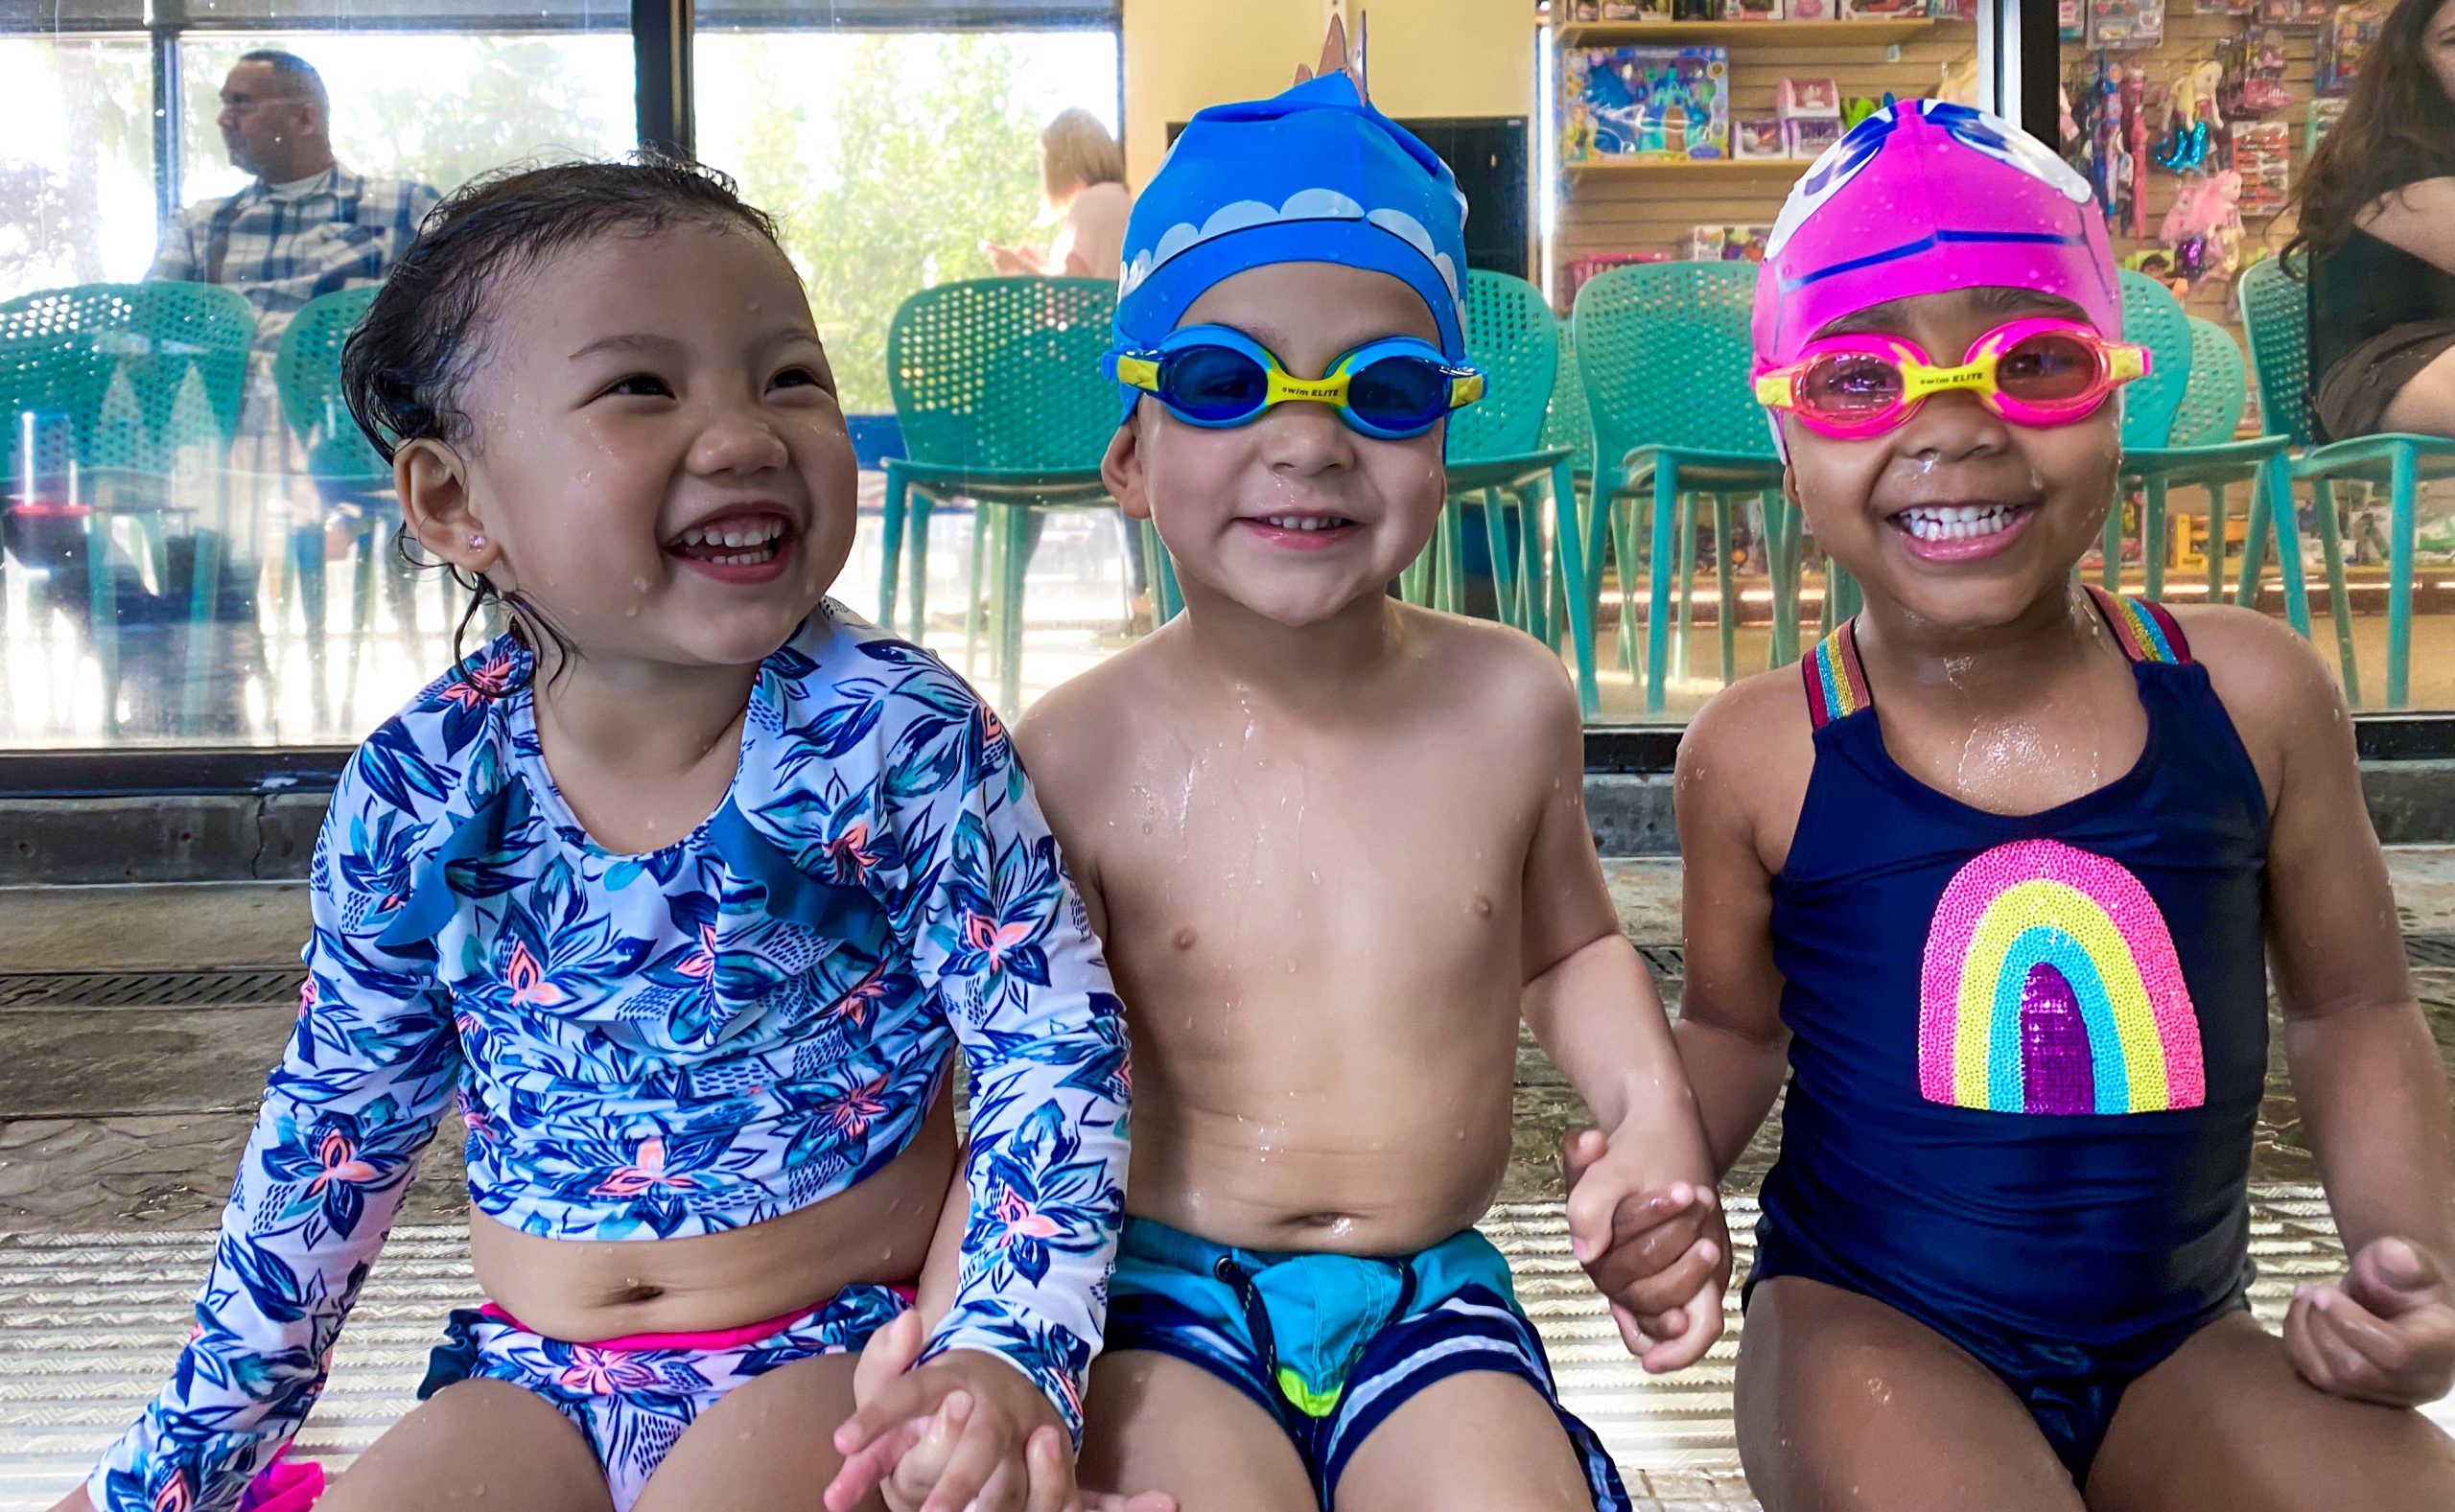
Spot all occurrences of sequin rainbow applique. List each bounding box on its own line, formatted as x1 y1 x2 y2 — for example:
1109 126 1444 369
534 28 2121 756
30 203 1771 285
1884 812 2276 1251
1917 837 2204 1115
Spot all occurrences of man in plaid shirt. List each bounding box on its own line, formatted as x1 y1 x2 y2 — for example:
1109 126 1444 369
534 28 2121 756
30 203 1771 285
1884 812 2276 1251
149 49 436 359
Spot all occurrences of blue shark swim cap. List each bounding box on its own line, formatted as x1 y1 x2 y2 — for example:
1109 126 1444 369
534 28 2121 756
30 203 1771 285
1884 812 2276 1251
1113 72 1469 418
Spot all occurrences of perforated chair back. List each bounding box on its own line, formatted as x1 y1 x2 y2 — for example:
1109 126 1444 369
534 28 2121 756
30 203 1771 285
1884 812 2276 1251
2116 270 2193 452
2170 317 2251 448
276 285 388 484
2237 257 2315 447
0 281 253 477
1571 261 1774 471
885 277 1118 475
1451 269 1558 462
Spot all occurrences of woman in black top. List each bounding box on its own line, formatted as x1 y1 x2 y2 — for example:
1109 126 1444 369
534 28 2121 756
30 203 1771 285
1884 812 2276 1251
2292 0 2455 442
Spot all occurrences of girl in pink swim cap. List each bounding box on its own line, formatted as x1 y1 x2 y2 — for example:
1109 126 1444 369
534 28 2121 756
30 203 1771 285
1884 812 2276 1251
1650 98 2455 1510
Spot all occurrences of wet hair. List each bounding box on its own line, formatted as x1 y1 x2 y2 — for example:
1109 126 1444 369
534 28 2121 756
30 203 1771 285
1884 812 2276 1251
2287 0 2455 265
339 156 787 682
236 49 329 114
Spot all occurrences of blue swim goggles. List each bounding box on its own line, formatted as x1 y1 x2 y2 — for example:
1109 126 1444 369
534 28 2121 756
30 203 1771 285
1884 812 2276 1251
1107 325 1485 440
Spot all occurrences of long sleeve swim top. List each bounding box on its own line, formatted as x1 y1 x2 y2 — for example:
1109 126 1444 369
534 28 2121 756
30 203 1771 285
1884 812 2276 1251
87 605 1130 1512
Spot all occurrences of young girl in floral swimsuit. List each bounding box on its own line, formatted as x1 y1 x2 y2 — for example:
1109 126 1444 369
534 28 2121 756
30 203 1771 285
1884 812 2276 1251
60 160 1129 1512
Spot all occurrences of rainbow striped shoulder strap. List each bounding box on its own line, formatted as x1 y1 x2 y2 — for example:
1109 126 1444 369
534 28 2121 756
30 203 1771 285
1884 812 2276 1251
2086 586 2192 667
1802 620 1872 730
1802 589 2190 730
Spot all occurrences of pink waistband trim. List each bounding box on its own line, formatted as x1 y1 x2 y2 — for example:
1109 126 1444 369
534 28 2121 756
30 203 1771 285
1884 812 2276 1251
478 1284 916 1352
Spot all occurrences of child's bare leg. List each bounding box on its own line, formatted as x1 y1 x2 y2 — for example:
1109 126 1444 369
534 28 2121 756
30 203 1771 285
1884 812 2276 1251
1737 1277 2082 1512
633 1352 874 1512
2086 1310 2455 1512
317 1380 611 1512
1081 1350 1312 1512
1331 1370 1596 1512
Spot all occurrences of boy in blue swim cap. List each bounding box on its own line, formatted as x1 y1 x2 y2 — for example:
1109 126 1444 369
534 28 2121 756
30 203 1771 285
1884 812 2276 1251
1007 25 1721 1508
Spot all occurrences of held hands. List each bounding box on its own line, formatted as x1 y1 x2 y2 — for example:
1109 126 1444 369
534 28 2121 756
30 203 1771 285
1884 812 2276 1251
1560 1127 1729 1373
2284 1236 2455 1407
827 1312 1173 1512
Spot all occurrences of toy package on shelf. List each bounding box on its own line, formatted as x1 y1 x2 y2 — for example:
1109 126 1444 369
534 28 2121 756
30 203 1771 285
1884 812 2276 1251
2316 3 2385 96
1690 224 1773 263
2061 0 2085 35
1734 117 1789 159
1722 0 1785 17
2191 0 2254 11
1778 77 1841 118
1568 1 1672 18
2234 120 2291 216
1565 251 1669 303
1787 118 1846 158
1788 0 1836 19
1842 0 1929 17
1933 0 1977 16
1561 47 1732 162
2306 95 2350 154
2253 0 2328 22
2217 27 2291 117
2089 0 2165 46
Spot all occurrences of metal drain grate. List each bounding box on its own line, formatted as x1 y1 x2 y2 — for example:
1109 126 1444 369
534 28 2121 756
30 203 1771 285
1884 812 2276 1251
0 968 298 1012
1637 943 1686 977
2409 934 2455 970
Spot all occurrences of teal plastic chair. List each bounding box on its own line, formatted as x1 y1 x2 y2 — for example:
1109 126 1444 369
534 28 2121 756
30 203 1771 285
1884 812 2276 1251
879 276 1120 712
1531 329 1598 655
1573 262 1789 714
277 285 416 714
2107 276 2303 648
2237 257 2455 708
0 281 254 735
1407 270 1577 636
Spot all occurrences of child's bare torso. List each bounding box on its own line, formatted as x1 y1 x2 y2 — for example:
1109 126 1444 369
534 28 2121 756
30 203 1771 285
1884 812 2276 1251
1022 615 1562 1255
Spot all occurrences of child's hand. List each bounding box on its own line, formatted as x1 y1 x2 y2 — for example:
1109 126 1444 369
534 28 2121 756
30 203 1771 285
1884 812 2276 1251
2284 1236 2455 1407
1561 1127 1729 1373
830 1314 1172 1512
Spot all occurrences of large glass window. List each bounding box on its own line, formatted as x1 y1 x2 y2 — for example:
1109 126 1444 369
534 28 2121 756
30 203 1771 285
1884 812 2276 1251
694 25 1125 709
2 9 634 750
0 36 155 296
6 0 2440 757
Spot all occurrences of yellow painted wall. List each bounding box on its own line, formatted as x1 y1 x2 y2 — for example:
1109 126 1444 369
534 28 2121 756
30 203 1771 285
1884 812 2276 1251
1119 0 1537 187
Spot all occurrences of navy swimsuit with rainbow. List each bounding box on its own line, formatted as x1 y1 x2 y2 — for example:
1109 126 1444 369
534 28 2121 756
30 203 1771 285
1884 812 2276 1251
1750 591 2268 1483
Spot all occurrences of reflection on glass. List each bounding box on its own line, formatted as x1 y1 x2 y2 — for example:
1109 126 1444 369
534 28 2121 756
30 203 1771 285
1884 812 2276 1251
3 23 632 748
2062 10 2455 710
695 28 1134 708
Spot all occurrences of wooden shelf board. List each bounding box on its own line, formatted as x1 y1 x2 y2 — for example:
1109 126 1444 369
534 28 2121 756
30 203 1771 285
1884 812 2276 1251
1563 156 1808 177
1553 17 1968 45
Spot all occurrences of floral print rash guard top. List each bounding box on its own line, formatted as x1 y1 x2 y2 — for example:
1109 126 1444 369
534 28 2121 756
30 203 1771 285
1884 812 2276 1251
89 605 1131 1512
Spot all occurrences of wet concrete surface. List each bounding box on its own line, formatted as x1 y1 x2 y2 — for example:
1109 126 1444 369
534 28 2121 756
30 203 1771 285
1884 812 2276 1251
1 863 2451 1510
4 857 2452 1230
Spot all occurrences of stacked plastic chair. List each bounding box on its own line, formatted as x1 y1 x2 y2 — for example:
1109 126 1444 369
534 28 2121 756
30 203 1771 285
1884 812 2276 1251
879 276 1121 713
1572 261 1788 714
2237 257 2455 708
1407 270 1575 636
0 281 254 734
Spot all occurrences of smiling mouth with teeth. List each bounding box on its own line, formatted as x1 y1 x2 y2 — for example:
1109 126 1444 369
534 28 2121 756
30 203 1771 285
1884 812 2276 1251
669 517 790 565
1255 515 1353 532
1894 503 2033 543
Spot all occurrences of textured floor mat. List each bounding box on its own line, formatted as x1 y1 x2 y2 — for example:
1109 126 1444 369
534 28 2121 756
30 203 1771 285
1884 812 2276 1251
0 1190 2443 1510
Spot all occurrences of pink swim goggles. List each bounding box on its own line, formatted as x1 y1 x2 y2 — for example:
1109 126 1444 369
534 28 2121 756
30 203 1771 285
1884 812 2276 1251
1752 317 2150 439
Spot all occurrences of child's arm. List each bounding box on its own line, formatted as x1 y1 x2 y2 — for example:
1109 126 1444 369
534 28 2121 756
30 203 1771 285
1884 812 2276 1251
1667 686 1798 1176
78 755 458 1512
827 654 1129 1512
2211 614 2455 1406
1512 663 1726 1370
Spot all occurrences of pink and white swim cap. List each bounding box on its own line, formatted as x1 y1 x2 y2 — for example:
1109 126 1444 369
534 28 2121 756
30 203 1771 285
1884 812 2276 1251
1753 99 2120 369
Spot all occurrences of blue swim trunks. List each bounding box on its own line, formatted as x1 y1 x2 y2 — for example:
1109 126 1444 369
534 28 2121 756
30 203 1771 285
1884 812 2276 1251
1106 1217 1630 1509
